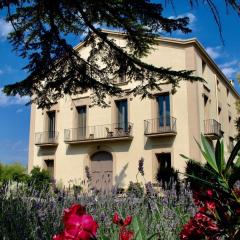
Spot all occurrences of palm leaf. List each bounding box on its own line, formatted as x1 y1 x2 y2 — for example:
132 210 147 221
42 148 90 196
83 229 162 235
199 135 218 173
225 140 240 173
215 139 225 173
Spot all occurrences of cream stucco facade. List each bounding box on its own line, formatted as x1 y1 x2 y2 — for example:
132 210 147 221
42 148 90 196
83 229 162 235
28 31 240 189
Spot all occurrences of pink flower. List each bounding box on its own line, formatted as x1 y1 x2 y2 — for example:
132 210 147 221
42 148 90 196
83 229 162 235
53 204 98 240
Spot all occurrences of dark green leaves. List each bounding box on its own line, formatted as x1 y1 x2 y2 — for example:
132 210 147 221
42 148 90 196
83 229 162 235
2 0 203 108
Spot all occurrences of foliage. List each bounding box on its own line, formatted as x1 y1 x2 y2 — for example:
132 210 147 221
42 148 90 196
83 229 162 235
0 181 196 240
72 184 83 197
0 0 209 108
126 182 144 197
155 165 180 192
0 162 27 183
181 135 240 239
27 167 52 192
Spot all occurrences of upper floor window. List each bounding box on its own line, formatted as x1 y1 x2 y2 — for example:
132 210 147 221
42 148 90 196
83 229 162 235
217 79 220 91
77 106 87 137
202 60 206 75
47 111 56 139
116 99 128 130
227 88 230 97
156 93 170 127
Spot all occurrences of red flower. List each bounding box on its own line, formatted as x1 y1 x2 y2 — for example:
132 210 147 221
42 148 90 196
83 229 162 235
113 212 134 240
180 212 219 240
206 201 216 211
113 212 121 225
206 189 214 198
119 228 134 240
123 216 132 226
53 204 98 240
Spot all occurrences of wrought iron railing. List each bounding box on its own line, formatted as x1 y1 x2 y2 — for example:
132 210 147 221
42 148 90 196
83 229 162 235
64 122 133 142
35 131 59 145
204 119 221 137
144 116 177 135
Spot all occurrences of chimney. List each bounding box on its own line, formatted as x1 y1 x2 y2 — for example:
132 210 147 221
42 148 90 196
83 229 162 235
229 79 234 86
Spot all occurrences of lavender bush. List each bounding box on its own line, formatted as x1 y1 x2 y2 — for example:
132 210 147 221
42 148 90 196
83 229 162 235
0 180 196 240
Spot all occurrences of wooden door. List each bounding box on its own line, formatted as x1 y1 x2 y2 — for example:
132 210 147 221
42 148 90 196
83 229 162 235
91 151 113 192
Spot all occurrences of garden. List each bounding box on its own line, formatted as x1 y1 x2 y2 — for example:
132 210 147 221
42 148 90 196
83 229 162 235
0 136 240 240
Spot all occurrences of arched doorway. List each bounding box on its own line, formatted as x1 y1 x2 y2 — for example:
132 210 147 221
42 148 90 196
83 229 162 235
90 151 113 192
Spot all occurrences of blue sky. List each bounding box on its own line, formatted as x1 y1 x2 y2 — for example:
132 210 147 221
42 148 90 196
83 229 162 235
0 2 240 166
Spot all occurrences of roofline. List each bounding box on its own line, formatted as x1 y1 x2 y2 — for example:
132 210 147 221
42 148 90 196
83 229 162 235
74 29 240 99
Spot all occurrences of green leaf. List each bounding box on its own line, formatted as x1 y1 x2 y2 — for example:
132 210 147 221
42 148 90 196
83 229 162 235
225 140 240 173
147 233 160 239
132 216 146 240
185 173 230 195
180 154 191 160
235 155 240 168
194 136 217 172
215 139 225 173
99 236 111 240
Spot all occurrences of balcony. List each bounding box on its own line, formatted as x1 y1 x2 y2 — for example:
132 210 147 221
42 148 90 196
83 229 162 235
144 117 177 137
204 119 221 139
64 122 133 144
35 131 59 146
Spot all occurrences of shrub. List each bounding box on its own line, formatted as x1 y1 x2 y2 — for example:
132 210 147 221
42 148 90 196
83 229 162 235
0 180 195 240
156 165 180 193
126 181 144 197
0 162 27 183
27 167 51 192
181 135 240 239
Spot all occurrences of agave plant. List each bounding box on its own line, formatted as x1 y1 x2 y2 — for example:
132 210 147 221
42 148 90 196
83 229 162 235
181 135 240 240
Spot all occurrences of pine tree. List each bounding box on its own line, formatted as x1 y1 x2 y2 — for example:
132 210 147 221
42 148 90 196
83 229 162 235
0 0 239 108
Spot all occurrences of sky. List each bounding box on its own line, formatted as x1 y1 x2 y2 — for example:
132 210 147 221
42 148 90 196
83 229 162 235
0 1 240 166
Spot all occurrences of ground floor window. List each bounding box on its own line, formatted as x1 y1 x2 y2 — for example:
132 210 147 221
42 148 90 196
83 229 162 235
44 159 54 178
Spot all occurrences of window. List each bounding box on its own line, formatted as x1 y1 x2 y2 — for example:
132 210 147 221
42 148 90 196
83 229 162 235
156 153 171 170
204 95 208 107
202 60 206 74
217 79 220 91
227 88 229 97
229 115 232 123
47 111 56 139
44 159 54 178
77 106 87 137
218 107 221 115
155 153 172 186
156 93 170 127
116 99 128 130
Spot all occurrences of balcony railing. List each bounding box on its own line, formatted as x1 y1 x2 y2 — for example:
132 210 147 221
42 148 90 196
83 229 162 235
144 116 177 136
64 122 133 143
35 131 59 146
204 119 221 139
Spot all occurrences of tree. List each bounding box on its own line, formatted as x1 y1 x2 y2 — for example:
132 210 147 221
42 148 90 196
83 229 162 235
0 162 27 183
0 1 239 108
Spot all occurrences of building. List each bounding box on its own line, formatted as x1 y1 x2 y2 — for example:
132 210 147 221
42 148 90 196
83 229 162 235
28 31 240 190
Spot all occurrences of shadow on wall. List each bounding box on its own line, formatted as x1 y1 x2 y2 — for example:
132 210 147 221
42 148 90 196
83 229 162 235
144 136 175 150
115 163 128 188
37 147 57 157
65 142 132 156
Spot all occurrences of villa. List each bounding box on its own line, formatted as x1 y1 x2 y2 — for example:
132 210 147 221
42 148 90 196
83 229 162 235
28 31 240 190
